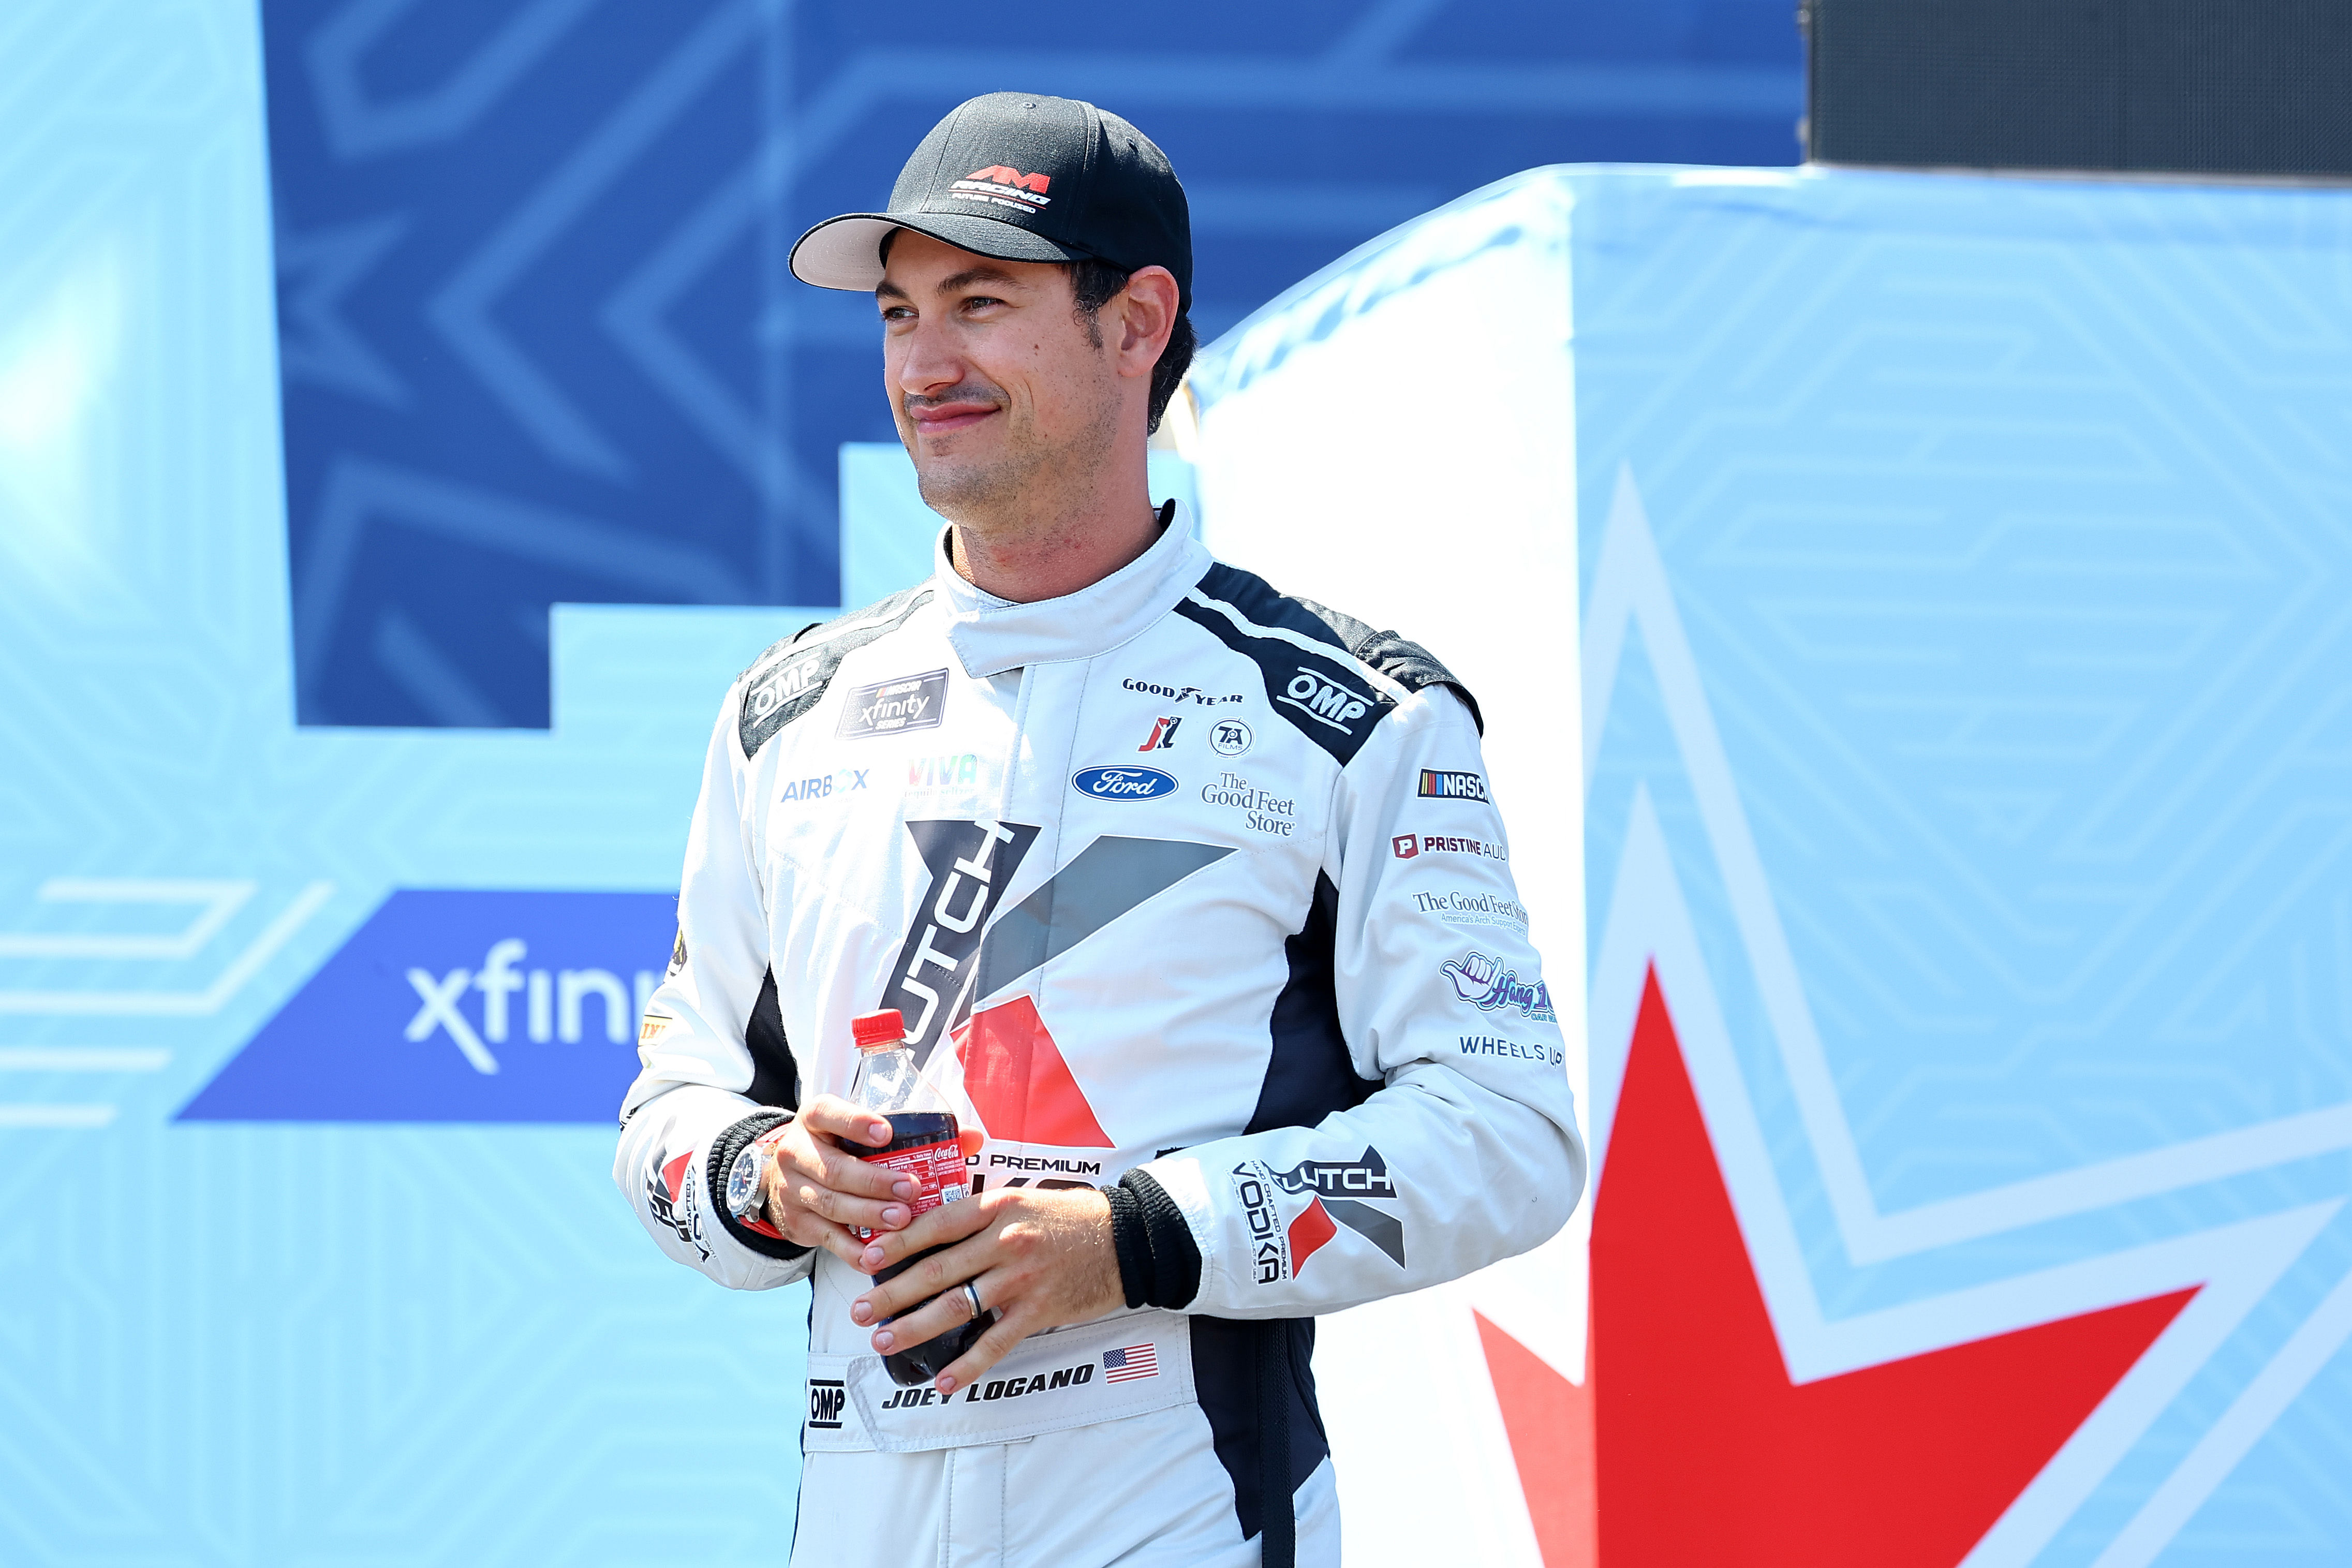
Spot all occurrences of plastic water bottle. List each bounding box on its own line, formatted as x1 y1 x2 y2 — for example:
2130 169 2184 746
847 1008 994 1386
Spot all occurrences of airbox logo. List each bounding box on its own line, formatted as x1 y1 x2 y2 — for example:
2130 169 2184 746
178 891 674 1122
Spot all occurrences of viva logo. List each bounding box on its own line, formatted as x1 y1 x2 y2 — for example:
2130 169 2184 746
180 890 675 1122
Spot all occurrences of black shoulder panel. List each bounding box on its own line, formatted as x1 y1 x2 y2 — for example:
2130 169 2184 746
1179 564 1482 765
736 587 931 759
1333 619 1483 735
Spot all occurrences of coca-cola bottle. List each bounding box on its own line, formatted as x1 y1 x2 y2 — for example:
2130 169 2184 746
847 1008 994 1386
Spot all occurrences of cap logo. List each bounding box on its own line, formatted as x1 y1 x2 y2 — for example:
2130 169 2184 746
948 166 1054 215
969 165 1049 194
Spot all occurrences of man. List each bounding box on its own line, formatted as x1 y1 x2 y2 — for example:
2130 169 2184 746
616 92 1584 1567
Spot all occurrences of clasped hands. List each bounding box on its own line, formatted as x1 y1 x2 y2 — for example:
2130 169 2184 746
751 1093 1125 1394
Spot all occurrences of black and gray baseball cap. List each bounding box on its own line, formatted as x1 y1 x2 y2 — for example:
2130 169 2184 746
789 92 1192 310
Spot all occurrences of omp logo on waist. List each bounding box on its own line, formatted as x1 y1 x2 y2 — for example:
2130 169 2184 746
1279 666 1373 735
807 1379 846 1429
838 669 948 739
177 890 674 1122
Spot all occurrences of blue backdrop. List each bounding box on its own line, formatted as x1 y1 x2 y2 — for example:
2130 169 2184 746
260 0 1803 727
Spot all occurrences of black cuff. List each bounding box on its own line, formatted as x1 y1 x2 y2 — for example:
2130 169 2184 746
1101 1168 1202 1310
706 1110 811 1262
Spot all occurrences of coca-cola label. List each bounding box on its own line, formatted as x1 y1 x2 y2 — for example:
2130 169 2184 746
852 1137 967 1239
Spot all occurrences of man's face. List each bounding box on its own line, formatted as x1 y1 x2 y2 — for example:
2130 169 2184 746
877 230 1121 523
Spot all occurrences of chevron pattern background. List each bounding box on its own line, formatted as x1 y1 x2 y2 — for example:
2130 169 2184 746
262 0 1804 727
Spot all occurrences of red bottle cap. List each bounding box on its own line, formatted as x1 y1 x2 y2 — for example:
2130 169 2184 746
851 1009 907 1051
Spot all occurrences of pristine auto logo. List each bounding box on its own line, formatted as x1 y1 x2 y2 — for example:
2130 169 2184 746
1071 766 1177 801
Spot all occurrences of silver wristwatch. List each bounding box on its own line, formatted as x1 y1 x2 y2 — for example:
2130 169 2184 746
726 1119 789 1222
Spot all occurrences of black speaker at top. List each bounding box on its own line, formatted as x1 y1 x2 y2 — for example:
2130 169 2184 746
1803 0 2352 176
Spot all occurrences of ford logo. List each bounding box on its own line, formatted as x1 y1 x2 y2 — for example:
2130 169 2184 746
1071 765 1177 801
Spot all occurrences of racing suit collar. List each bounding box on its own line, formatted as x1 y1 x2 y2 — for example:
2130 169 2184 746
934 500 1209 678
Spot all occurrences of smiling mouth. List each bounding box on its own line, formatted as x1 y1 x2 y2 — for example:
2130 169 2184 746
910 405 999 436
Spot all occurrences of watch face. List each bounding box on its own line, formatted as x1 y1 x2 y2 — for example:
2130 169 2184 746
726 1138 767 1219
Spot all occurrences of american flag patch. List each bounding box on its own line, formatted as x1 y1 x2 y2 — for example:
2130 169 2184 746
1102 1343 1160 1383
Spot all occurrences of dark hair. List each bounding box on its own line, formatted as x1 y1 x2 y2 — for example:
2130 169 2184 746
1066 258 1196 435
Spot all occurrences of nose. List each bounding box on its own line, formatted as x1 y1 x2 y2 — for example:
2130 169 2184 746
892 312 967 401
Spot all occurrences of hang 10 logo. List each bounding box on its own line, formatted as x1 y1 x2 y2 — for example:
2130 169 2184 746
1441 951 1556 1023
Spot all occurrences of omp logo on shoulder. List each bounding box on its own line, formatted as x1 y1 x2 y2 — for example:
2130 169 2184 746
1279 666 1374 735
178 890 675 1122
745 653 822 720
839 669 948 738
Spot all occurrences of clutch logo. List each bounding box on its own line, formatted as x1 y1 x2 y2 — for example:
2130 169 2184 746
177 890 678 1123
1071 766 1177 801
1233 1155 1407 1277
950 166 1052 214
838 669 947 739
808 1379 847 1430
1416 770 1489 802
1279 667 1373 735
647 1150 709 1262
1269 1148 1396 1200
1136 716 1181 751
879 818 1042 1059
1441 951 1557 1023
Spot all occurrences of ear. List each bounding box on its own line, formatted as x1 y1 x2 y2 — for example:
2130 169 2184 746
1113 265 1180 380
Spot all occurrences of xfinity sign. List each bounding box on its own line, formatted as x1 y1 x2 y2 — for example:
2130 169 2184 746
180 890 675 1121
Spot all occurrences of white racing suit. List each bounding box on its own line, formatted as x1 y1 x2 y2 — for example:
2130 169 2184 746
616 507 1585 1567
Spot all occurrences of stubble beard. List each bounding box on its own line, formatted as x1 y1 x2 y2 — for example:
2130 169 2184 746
910 379 1121 547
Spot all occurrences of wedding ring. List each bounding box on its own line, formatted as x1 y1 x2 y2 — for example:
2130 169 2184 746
961 1280 986 1319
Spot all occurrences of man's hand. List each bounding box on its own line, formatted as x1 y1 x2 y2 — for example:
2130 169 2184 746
1440 951 1501 1003
753 1094 921 1266
849 1186 1123 1394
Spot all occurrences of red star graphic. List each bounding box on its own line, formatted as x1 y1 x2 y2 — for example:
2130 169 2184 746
1479 966 2194 1566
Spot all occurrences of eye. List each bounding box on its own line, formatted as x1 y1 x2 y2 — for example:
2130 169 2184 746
880 304 914 323
961 294 1005 314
